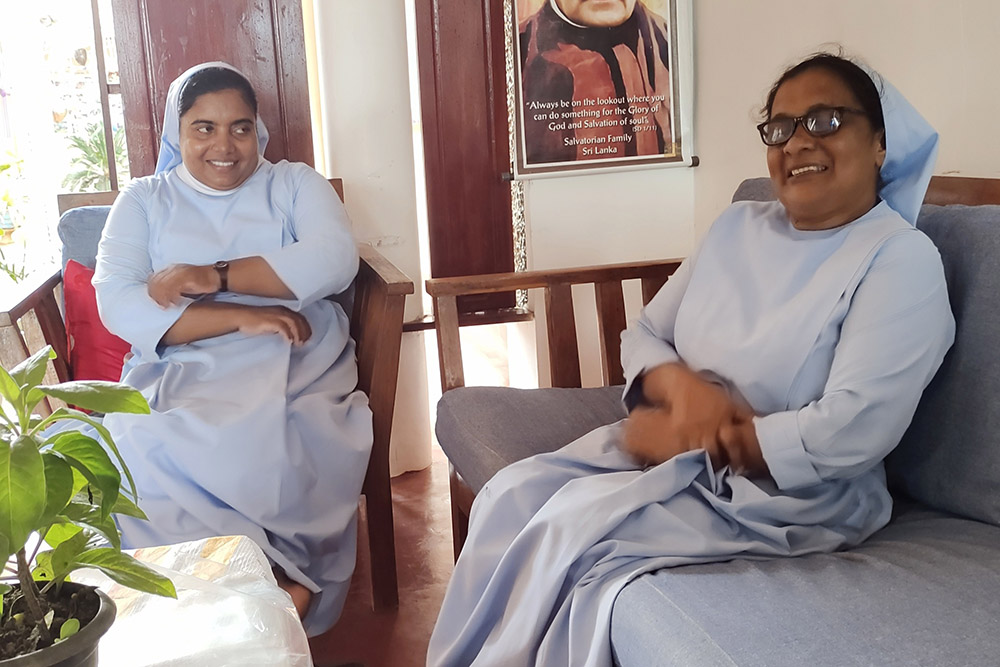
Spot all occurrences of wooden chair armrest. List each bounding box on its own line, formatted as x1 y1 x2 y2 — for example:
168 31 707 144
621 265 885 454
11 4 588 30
426 258 683 393
0 266 70 389
352 245 414 396
0 267 62 326
349 244 414 610
358 244 415 297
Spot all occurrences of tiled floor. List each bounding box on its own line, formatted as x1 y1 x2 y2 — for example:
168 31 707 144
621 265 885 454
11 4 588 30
310 445 454 667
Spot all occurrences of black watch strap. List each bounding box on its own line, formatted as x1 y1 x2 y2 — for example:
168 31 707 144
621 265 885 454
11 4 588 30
213 260 230 292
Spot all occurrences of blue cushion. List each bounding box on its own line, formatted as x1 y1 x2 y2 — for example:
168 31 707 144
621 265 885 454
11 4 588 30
435 385 626 492
611 507 1000 667
887 204 1000 527
57 205 111 269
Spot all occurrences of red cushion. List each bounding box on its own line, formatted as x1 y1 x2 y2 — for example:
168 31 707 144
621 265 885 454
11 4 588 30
63 259 131 382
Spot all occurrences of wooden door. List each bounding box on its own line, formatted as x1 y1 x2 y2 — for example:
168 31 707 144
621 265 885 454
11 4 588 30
415 0 515 312
111 0 312 177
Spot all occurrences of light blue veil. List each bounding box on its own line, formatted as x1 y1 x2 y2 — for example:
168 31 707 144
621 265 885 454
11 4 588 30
870 69 938 225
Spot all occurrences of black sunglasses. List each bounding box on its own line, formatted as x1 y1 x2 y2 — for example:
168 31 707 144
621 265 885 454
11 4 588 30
757 106 867 146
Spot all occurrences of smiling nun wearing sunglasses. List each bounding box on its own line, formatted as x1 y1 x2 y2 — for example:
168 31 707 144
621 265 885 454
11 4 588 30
426 52 954 667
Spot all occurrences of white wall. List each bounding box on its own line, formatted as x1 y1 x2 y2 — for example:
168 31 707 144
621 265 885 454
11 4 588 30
313 2 432 475
524 169 695 386
313 2 423 321
692 0 1000 236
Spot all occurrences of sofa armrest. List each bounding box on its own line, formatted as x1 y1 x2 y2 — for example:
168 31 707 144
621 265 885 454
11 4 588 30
0 266 70 385
425 259 682 393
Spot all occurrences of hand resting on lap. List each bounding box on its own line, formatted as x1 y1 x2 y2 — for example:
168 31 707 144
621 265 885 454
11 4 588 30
624 363 769 477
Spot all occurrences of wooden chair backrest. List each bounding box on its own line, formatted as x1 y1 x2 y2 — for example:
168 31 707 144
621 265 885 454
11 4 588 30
426 175 1000 395
427 260 681 392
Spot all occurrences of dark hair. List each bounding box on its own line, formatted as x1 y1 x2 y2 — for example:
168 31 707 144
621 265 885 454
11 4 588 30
178 66 258 117
762 52 884 138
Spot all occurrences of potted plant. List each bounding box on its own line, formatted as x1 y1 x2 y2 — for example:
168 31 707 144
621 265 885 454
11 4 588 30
0 346 176 665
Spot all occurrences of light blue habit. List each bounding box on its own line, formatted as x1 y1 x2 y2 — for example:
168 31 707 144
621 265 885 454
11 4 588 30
93 62 372 636
427 69 954 665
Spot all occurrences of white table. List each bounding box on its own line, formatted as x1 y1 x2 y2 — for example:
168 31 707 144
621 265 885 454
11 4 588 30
74 536 313 666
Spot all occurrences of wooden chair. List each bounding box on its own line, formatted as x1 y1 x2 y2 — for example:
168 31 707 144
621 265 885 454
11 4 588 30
0 178 413 611
427 174 1000 558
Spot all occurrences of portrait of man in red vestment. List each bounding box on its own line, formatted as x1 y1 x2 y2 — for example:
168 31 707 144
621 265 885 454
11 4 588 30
515 0 683 172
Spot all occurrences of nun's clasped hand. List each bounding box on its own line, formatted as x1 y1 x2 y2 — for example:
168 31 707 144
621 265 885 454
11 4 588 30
148 262 221 306
623 362 755 470
236 305 312 346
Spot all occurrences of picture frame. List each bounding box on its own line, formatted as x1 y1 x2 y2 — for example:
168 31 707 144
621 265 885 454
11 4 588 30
511 0 695 178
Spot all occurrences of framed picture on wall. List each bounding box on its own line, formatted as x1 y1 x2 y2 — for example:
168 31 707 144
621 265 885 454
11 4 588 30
512 0 695 178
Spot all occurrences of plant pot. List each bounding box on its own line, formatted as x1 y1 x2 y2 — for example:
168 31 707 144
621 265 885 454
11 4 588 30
0 583 116 667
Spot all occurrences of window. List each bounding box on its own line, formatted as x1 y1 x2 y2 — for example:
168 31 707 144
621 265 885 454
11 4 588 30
0 0 128 288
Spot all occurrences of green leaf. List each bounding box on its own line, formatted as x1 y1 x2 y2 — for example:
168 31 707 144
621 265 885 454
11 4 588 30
0 366 19 405
59 505 120 551
33 549 54 581
43 522 82 549
74 548 176 598
111 493 147 520
68 468 90 496
23 388 47 417
0 435 45 551
51 433 120 518
0 582 9 616
59 618 80 639
40 453 75 524
10 346 56 392
45 530 89 582
38 408 137 499
40 382 149 416
59 617 80 639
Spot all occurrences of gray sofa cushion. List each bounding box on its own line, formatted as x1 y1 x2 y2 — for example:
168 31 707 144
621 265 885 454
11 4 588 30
887 204 1000 527
57 205 111 269
731 177 774 203
435 385 626 492
611 507 1000 667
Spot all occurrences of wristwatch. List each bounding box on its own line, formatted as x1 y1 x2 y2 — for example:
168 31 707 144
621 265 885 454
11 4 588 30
213 260 230 292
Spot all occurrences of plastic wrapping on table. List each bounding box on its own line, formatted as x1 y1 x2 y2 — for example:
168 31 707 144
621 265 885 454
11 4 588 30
73 535 313 667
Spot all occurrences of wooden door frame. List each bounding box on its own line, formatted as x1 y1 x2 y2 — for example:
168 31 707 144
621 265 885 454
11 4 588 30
415 0 515 313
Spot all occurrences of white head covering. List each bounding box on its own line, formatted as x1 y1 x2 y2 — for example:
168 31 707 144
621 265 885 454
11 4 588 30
154 61 269 176
870 70 939 225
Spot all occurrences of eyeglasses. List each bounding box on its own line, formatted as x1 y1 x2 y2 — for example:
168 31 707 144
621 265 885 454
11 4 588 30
756 106 867 146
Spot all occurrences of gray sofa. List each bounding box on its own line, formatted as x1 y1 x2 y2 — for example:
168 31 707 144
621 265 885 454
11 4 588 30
435 179 1000 665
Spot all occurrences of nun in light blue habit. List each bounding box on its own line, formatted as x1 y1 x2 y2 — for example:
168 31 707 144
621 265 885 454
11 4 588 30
427 55 953 666
93 62 372 636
